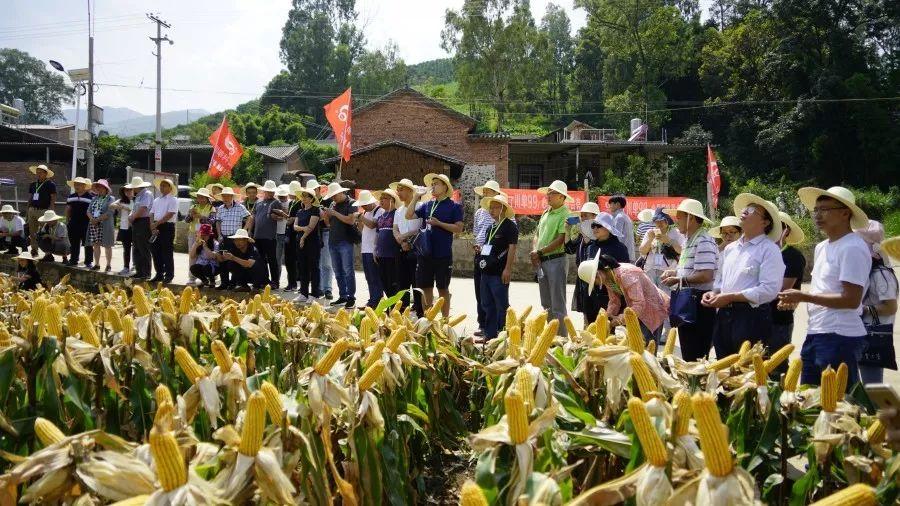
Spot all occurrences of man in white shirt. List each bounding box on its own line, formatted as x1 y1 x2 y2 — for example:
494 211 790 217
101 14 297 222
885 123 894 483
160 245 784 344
780 186 872 390
702 193 785 357
607 195 635 261
149 178 178 283
391 178 424 315
0 205 26 254
357 190 384 308
125 176 154 280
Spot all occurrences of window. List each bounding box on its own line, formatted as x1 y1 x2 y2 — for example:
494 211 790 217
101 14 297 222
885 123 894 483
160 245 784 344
517 164 543 189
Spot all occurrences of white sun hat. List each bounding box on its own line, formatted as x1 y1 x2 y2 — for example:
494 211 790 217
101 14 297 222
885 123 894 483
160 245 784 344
355 190 378 207
663 198 711 223
593 212 623 239
29 164 54 178
124 176 152 189
37 209 63 223
732 193 783 241
228 228 254 242
637 208 655 223
480 193 515 219
797 185 869 230
323 182 351 200
578 202 601 216
474 180 505 197
259 180 279 193
389 178 416 192
778 211 806 246
0 205 19 215
709 216 742 238
537 180 574 202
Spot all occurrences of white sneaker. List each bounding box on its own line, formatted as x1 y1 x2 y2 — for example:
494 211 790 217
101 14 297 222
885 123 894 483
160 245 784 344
294 294 308 303
117 268 130 275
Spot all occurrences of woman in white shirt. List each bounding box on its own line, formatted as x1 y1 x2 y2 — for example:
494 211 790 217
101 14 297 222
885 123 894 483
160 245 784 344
110 187 134 275
638 208 684 297
0 205 26 254
856 221 898 383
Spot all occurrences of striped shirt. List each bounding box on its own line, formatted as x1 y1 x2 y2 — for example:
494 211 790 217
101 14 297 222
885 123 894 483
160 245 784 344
676 230 719 291
473 207 494 247
131 189 153 219
215 202 250 238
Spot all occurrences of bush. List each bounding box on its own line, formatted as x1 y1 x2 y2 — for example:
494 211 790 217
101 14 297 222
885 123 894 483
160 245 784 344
517 216 538 236
189 172 236 191
884 211 900 237
846 186 900 221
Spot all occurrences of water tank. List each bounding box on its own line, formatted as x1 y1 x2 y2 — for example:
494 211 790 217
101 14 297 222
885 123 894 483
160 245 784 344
630 118 642 132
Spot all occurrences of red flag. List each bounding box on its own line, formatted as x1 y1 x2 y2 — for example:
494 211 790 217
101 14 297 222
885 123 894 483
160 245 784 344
324 88 352 162
707 144 721 210
208 117 243 178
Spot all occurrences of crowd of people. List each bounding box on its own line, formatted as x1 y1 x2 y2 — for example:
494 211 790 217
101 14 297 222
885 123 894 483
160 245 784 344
11 164 899 390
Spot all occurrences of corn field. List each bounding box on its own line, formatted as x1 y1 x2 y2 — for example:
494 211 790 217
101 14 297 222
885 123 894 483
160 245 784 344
0 275 896 505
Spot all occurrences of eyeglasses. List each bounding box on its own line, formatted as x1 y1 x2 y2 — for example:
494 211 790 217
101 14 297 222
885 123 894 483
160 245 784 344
590 224 603 229
812 206 847 215
740 207 758 216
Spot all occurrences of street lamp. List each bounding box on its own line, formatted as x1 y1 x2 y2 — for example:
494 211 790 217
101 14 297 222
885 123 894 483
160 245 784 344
48 60 87 180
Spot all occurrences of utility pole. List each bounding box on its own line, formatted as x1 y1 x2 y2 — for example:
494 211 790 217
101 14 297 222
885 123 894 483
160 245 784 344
147 13 172 172
86 33 95 180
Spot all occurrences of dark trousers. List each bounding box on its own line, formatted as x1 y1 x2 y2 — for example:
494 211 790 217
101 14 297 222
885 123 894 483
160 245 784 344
228 258 265 289
297 242 321 297
675 291 716 361
218 237 236 286
132 217 152 277
118 229 132 269
2 235 26 254
189 264 217 285
800 333 866 391
151 222 175 280
377 256 399 302
68 220 91 264
284 236 298 288
473 258 486 330
255 238 278 287
712 303 773 358
480 274 509 339
398 250 423 315
362 253 383 307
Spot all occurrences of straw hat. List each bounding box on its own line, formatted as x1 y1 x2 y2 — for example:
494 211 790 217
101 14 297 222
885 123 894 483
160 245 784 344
37 209 63 223
778 212 805 246
374 188 400 206
219 187 236 197
276 184 290 198
389 178 416 192
424 173 454 195
732 193 783 241
537 180 574 202
637 208 655 223
709 216 742 239
577 250 605 296
305 180 322 191
578 202 601 216
192 187 213 200
244 182 260 190
154 178 175 193
91 179 111 193
474 180 504 197
663 198 711 223
593 212 623 239
480 194 515 219
14 251 37 262
323 182 351 200
881 236 900 263
0 205 19 215
29 164 54 178
259 180 278 193
297 187 319 201
355 190 378 207
797 186 868 230
67 176 92 190
124 176 152 189
228 228 254 243
288 180 303 195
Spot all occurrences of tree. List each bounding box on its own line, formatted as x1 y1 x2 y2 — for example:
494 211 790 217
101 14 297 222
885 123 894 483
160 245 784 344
0 49 74 123
571 16 606 115
232 147 266 185
538 4 574 115
93 135 136 183
349 42 409 96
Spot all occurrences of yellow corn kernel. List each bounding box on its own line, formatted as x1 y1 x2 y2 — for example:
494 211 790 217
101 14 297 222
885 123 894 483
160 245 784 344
459 480 488 506
364 341 386 369
672 390 692 437
752 353 768 386
624 308 645 354
809 484 876 506
663 328 677 357
179 286 193 315
738 340 751 357
448 314 467 328
335 308 350 327
708 353 740 372
386 327 408 353
109 495 152 506
425 297 445 321
260 381 284 424
527 319 559 366
504 389 529 445
764 344 794 374
359 316 374 346
78 312 100 347
132 285 151 317
0 324 10 346
835 362 848 399
506 308 517 329
358 360 385 391
646 340 657 356
629 353 658 401
262 284 272 303
627 397 668 467
517 305 533 326
149 428 187 491
239 392 266 457
45 303 63 338
594 310 609 342
34 417 66 446
692 392 733 477
313 338 349 376
159 287 175 303
867 419 886 446
783 358 802 391
121 315 135 346
210 340 233 372
564 316 577 341
105 307 123 333
507 325 522 360
160 297 176 317
89 304 104 324
364 306 378 325
155 384 173 407
514 367 535 412
174 346 207 384
821 367 837 412
154 401 175 429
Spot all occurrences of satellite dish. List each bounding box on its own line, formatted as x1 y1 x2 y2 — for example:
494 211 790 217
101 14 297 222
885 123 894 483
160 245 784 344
49 60 65 72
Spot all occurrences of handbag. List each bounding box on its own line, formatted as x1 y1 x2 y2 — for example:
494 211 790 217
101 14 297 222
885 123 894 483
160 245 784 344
669 278 699 327
859 311 897 370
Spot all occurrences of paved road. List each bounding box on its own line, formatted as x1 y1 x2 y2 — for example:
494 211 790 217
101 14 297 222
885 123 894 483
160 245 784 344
90 245 900 389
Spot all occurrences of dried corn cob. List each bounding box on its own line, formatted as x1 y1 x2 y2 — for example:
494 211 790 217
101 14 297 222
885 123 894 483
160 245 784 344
867 419 885 446
160 297 176 317
515 367 535 412
359 316 374 346
564 316 577 341
386 327 408 352
425 297 445 320
459 480 488 506
738 340 751 357
708 353 740 372
210 340 233 371
335 308 350 327
517 305 533 326
0 324 10 346
623 308 644 353
628 397 668 467
34 417 66 446
783 358 802 391
238 391 266 457
630 353 658 401
174 346 207 384
358 360 385 391
507 325 522 359
132 285 151 317
527 319 559 366
594 310 609 343
45 302 62 338
809 484 876 506
764 344 794 374
835 362 848 399
313 338 349 375
693 392 733 477
672 390 693 437
752 353 768 385
121 315 135 346
646 340 657 356
154 401 174 429
448 314 467 327
505 389 529 445
821 367 837 412
89 304 104 324
663 328 677 357
178 286 193 314
105 306 123 333
149 428 187 491
506 308 517 329
260 381 284 423
364 341 386 369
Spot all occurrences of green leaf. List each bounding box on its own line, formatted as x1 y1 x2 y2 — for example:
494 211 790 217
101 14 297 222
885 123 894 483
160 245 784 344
402 403 430 426
564 425 632 458
789 447 820 506
475 449 501 505
553 386 596 427
376 290 407 314
0 349 15 407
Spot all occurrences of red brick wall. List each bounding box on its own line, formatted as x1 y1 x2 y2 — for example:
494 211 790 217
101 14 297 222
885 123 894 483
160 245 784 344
341 145 451 191
351 90 508 186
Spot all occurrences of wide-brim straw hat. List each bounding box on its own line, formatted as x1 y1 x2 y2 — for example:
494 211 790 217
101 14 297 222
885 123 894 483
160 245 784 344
732 193 783 241
29 164 54 178
288 180 303 195
323 182 351 200
0 205 19 215
389 178 416 192
881 236 900 263
778 212 805 246
124 176 152 189
305 180 322 191
244 182 260 190
474 180 504 197
192 188 213 200
577 202 601 216
276 184 291 198
297 187 319 201
578 250 603 296
480 194 515 219
259 180 278 193
67 177 92 190
219 187 236 197
228 228 254 243
664 198 711 223
593 212 623 239
709 216 742 239
92 179 111 193
637 208 655 223
798 185 869 230
424 173 454 196
154 178 175 193
14 251 37 262
37 209 63 223
537 180 574 202
355 190 378 207
374 188 400 206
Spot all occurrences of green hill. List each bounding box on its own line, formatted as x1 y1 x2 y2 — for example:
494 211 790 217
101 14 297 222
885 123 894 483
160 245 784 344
407 58 455 85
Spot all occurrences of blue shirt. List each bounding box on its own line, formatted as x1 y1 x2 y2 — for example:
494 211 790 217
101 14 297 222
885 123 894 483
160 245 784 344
415 198 463 259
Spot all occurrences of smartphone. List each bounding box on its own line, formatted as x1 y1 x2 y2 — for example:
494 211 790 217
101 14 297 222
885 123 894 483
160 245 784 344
566 216 580 225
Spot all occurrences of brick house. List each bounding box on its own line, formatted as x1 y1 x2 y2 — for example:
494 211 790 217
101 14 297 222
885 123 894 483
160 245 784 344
130 142 303 184
324 87 508 194
0 123 76 212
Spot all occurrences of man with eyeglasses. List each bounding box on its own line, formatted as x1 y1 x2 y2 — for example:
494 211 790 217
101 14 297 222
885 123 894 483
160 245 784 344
702 193 785 357
779 186 871 391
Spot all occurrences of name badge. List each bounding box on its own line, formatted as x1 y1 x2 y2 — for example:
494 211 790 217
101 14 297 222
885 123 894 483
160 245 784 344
32 193 39 201
93 210 101 218
481 244 493 256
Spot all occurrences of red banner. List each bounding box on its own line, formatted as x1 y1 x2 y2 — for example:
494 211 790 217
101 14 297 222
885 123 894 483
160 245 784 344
596 195 686 220
324 88 352 162
707 144 721 211
501 189 586 215
207 117 243 178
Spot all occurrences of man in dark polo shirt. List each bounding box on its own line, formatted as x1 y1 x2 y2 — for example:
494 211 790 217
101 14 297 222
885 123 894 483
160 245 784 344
65 176 94 267
27 164 57 256
406 172 464 318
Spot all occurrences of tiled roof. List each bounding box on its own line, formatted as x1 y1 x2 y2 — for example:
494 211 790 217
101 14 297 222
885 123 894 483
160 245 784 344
132 143 298 161
254 145 299 160
354 87 477 128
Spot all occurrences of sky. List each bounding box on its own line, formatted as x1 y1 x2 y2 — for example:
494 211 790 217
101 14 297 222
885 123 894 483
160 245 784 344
2 0 707 118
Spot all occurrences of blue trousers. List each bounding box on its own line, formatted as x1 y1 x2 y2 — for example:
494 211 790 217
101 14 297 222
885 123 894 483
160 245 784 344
800 332 865 391
329 241 355 301
479 274 509 339
362 252 383 307
319 229 333 294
